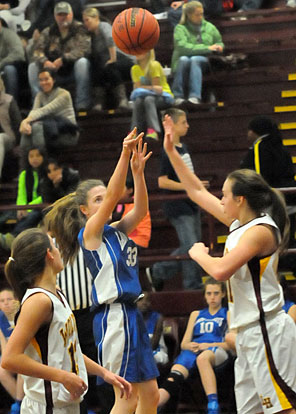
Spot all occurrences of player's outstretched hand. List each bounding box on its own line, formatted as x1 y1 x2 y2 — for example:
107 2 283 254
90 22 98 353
62 372 88 401
163 115 174 153
103 371 132 399
123 127 144 154
189 242 209 262
130 138 152 176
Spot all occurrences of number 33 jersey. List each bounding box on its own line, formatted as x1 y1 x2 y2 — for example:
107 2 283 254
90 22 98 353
78 224 142 306
192 307 228 343
21 288 88 408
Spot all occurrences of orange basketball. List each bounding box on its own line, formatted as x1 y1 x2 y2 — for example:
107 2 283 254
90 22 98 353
112 8 160 56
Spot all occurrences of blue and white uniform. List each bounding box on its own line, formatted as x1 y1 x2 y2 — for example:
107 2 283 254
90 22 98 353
144 311 168 365
0 310 14 340
225 214 296 414
20 288 87 414
175 307 228 371
78 225 159 384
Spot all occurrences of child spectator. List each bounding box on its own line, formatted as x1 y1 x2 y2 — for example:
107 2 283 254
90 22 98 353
0 287 23 414
147 107 203 290
115 176 152 251
158 277 229 414
0 146 46 250
137 291 169 366
130 49 174 141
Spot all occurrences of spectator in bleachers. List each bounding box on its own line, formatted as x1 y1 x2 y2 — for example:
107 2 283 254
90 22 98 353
28 1 91 111
171 1 224 106
0 75 22 182
137 291 169 366
158 278 229 414
130 49 174 141
146 108 203 290
0 0 30 32
0 287 23 414
240 115 296 246
19 68 79 152
82 7 134 112
0 16 26 102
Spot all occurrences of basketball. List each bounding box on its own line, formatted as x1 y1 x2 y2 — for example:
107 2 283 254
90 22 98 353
112 8 160 55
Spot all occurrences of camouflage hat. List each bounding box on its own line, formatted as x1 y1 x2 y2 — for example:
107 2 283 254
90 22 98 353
54 2 72 14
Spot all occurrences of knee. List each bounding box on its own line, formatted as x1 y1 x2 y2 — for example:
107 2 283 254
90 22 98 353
178 56 190 66
74 57 90 72
144 95 156 105
162 370 185 397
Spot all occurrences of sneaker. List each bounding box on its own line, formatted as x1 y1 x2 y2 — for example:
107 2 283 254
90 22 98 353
207 400 220 414
188 97 201 105
145 128 159 141
287 0 296 6
175 97 185 106
10 401 21 414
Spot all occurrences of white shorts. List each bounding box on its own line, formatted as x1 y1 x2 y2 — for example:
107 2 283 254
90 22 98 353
21 396 80 414
235 312 296 414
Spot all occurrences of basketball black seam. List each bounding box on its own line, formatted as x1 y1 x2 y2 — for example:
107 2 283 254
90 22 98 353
141 24 159 47
137 9 146 47
113 25 131 53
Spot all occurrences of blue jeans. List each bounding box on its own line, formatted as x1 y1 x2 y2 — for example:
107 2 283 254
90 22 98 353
172 55 209 100
28 57 91 109
152 212 202 290
2 64 18 100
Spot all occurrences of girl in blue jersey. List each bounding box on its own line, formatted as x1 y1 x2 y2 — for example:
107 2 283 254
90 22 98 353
1 228 131 414
0 288 24 414
44 130 160 414
158 278 229 414
162 114 296 414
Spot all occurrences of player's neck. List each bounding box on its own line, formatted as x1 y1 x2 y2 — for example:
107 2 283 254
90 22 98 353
173 134 181 146
208 304 221 314
33 268 57 295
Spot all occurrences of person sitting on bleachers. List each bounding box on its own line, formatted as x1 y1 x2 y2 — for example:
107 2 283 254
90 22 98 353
0 145 46 250
130 49 174 141
82 7 134 112
19 67 79 152
0 75 21 182
158 277 229 414
0 16 26 103
28 1 91 112
137 291 169 366
171 1 224 107
0 0 30 32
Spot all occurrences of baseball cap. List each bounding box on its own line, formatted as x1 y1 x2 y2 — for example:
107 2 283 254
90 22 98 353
54 2 72 14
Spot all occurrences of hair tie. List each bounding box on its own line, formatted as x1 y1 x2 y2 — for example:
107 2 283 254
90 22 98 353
9 256 15 262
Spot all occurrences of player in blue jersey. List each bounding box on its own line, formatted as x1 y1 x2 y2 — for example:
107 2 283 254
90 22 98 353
44 130 160 414
158 277 229 414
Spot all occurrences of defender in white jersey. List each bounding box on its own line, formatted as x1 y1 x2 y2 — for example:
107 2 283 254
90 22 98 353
1 228 132 414
162 114 296 414
44 132 160 413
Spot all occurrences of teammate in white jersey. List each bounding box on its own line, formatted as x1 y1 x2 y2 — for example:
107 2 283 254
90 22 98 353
1 228 131 414
161 114 296 414
44 130 160 413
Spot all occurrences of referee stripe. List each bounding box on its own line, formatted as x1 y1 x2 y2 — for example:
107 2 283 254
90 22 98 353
249 257 296 409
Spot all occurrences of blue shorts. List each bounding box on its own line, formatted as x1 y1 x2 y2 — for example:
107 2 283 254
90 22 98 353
93 303 159 384
174 346 219 371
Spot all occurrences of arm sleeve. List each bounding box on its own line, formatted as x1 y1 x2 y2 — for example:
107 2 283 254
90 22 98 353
28 90 71 120
10 0 30 15
0 31 25 70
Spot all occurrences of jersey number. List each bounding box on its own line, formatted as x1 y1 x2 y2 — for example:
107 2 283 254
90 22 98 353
68 340 79 375
126 246 137 267
199 321 214 334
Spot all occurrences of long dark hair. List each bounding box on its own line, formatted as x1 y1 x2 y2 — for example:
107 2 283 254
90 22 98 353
228 169 290 251
4 228 51 301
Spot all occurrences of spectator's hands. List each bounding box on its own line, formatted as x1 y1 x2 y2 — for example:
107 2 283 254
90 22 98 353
17 210 28 221
189 242 209 262
163 114 174 153
32 29 40 42
103 371 132 399
130 138 152 177
44 60 56 70
152 85 163 95
20 119 32 135
0 3 10 10
53 58 63 69
105 59 116 65
171 1 183 9
208 44 223 53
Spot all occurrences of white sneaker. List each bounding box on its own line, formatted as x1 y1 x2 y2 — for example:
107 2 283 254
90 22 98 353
175 98 185 106
287 0 296 7
188 97 201 105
